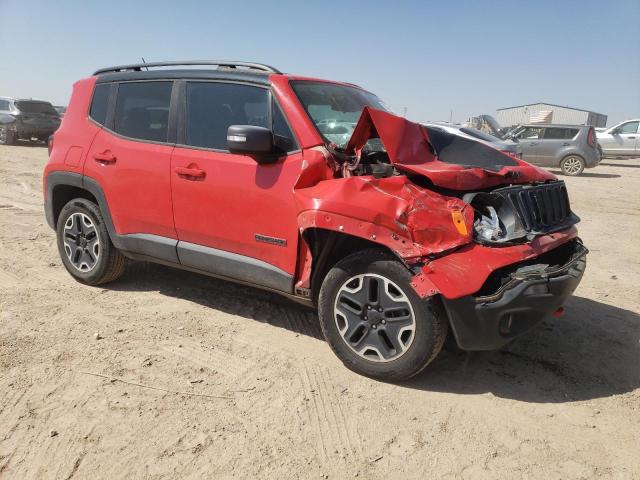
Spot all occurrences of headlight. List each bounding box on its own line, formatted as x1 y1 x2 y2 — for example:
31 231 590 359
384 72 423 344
474 205 503 242
464 191 526 245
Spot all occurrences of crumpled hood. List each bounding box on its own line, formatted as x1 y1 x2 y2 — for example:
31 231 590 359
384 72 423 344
344 107 556 190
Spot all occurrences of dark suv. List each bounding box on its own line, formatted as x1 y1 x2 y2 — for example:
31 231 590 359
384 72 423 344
43 61 587 380
0 96 61 144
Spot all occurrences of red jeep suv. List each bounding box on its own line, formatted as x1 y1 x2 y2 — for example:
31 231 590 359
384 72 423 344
44 60 587 380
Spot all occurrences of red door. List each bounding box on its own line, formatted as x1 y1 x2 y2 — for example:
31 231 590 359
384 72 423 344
85 130 176 237
170 148 302 275
84 80 176 238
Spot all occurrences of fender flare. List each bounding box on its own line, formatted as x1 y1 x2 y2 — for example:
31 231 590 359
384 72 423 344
44 171 122 249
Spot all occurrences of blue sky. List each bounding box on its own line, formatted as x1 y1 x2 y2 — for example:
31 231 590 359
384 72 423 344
1 0 638 125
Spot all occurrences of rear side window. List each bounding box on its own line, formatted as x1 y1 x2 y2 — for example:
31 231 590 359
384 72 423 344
114 82 172 142
543 128 579 140
0 100 10 111
89 84 110 126
185 82 269 150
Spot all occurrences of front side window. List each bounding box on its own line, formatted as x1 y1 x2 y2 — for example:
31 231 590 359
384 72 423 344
185 82 269 150
618 121 639 134
516 126 544 139
291 81 387 148
113 81 172 142
543 128 579 140
89 84 110 126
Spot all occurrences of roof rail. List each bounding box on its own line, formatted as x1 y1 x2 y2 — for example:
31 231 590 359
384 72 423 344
93 60 281 75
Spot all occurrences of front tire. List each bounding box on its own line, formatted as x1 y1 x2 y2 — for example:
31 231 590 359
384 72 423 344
0 126 16 145
318 249 447 381
560 155 585 176
56 198 126 285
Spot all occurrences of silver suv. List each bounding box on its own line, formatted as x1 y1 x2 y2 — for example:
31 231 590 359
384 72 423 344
596 119 639 157
507 124 600 176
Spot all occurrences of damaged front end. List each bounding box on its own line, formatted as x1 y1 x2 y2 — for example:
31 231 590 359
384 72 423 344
296 105 586 349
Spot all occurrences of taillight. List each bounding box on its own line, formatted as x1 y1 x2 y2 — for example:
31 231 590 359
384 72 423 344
47 135 54 156
587 127 596 148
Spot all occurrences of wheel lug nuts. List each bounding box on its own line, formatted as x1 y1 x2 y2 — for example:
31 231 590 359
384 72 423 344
364 316 368 320
378 308 383 312
382 320 386 324
372 325 377 329
367 306 372 310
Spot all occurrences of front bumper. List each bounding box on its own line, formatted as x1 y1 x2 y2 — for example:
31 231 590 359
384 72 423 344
441 239 587 350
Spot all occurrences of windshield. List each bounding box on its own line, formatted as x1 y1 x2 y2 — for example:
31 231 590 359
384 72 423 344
291 81 387 148
16 101 59 115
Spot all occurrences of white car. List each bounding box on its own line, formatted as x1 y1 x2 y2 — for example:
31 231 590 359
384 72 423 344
596 119 639 157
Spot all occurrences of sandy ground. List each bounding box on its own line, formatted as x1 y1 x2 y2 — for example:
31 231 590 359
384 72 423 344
0 143 638 479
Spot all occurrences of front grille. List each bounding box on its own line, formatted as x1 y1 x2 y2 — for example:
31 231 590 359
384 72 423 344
498 181 577 233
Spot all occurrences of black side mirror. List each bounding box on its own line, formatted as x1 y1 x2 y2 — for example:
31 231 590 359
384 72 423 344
610 128 620 135
227 125 274 161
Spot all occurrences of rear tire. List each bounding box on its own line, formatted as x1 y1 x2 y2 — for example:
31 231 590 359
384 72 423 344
318 249 447 381
560 155 585 176
56 198 126 285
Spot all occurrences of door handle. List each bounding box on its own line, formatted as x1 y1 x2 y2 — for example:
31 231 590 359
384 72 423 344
529 142 539 146
562 142 571 146
175 166 206 179
628 136 636 139
93 151 117 164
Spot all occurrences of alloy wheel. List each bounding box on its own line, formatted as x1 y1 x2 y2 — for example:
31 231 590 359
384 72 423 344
333 273 416 362
63 212 100 272
562 156 583 175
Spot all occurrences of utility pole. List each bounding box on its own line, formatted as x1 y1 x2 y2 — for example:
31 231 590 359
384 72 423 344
449 109 453 123
402 107 408 118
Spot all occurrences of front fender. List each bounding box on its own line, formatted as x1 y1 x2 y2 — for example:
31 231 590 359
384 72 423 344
297 210 423 259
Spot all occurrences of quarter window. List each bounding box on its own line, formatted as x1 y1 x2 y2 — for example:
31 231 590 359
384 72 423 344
185 82 269 150
543 128 579 140
113 82 172 142
89 84 110 126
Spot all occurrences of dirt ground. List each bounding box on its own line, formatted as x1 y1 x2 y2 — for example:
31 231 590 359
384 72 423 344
0 143 638 480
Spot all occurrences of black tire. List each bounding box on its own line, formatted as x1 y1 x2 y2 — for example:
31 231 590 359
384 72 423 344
318 249 447 381
560 155 585 176
56 198 126 285
597 145 603 160
0 126 16 145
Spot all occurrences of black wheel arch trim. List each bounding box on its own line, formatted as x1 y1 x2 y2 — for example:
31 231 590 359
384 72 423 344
45 171 293 294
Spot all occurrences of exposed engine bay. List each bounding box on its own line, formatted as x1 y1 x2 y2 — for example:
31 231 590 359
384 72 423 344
321 106 579 247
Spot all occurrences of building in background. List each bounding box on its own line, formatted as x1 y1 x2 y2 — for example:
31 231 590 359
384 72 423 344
496 102 607 128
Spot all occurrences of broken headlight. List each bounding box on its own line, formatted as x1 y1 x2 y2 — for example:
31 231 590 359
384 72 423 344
464 191 527 245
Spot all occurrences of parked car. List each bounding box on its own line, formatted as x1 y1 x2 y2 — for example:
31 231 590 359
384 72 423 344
54 106 67 117
424 123 522 158
506 124 600 176
596 119 639 157
0 96 61 145
43 60 587 380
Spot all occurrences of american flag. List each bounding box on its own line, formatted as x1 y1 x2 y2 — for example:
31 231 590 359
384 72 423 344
530 110 553 123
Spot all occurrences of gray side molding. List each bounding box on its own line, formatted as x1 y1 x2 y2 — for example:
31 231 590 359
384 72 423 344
177 241 294 294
